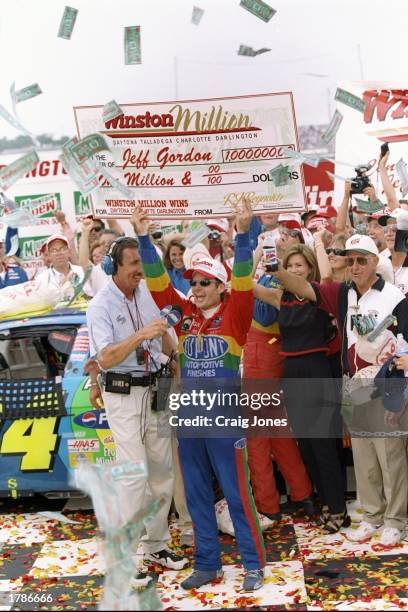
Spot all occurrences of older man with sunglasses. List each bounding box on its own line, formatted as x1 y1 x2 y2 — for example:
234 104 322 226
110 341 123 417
131 200 266 593
274 233 408 547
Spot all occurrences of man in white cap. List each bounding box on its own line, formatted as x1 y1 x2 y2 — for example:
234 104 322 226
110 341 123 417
274 234 408 545
277 213 314 249
36 234 84 290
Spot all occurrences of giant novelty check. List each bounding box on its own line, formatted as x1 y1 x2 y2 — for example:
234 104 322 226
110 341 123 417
74 93 306 219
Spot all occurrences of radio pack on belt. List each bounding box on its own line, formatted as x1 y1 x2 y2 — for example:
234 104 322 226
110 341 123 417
104 371 132 394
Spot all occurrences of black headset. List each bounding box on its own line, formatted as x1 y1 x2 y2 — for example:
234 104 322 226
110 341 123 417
101 236 138 275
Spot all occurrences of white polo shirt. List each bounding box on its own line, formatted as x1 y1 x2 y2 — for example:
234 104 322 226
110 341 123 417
87 278 162 373
36 264 84 289
346 279 404 348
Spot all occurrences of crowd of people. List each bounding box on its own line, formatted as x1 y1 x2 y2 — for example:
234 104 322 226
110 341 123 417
1 149 407 592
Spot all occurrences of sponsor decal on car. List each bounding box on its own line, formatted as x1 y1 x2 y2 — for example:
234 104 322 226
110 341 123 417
67 438 100 453
73 410 110 429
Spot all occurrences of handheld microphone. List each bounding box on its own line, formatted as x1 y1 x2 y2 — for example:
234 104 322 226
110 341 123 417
160 304 182 327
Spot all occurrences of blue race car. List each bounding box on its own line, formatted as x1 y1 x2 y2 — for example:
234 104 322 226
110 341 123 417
0 308 115 498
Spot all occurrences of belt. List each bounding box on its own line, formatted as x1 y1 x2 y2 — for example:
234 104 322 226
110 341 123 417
101 371 159 388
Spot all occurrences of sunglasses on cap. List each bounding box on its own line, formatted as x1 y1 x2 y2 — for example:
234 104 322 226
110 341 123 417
190 279 219 287
345 256 370 267
326 248 346 256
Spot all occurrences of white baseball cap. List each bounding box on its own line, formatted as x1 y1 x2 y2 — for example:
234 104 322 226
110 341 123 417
207 218 229 233
44 234 70 251
183 257 228 283
278 212 302 230
344 234 379 256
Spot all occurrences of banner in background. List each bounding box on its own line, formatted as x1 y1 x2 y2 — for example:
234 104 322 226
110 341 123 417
334 82 408 206
14 193 61 225
0 149 332 239
73 191 92 219
74 92 307 219
303 161 334 207
17 234 49 279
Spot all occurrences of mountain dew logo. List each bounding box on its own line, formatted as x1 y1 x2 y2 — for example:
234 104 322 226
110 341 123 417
14 193 61 218
74 191 91 216
20 235 49 260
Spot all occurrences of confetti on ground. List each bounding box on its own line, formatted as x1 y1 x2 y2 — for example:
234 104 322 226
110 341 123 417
0 495 407 610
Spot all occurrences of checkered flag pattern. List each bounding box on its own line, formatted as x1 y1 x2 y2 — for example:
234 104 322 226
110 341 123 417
0 379 66 420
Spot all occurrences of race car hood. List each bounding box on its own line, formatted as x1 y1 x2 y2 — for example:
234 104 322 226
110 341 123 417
0 308 86 338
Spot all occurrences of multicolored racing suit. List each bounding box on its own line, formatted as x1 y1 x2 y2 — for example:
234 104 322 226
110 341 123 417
138 232 266 571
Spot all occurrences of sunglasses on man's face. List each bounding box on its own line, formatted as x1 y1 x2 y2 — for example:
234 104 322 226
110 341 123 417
91 226 103 233
190 279 218 287
345 256 369 267
326 248 346 256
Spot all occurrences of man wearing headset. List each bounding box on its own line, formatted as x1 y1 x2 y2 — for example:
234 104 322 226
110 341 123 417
86 236 188 586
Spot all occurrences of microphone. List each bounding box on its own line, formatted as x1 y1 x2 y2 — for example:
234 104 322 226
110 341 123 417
160 304 182 327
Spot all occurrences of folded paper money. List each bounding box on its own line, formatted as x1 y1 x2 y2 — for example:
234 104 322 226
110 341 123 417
270 163 290 186
57 6 78 39
322 110 343 144
0 151 39 192
103 100 124 123
238 45 271 57
353 198 384 214
124 26 142 65
240 0 276 22
70 133 110 164
13 83 42 104
282 147 323 168
334 88 365 113
192 6 204 25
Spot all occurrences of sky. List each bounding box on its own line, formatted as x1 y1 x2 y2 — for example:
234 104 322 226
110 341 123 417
0 0 407 139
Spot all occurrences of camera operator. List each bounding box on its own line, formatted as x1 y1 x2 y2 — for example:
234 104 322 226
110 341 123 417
335 178 379 236
86 236 188 586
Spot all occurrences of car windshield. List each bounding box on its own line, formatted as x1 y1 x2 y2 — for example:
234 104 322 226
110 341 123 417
0 326 78 380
